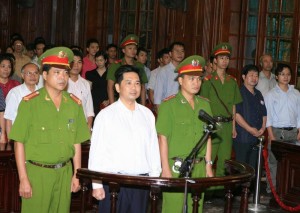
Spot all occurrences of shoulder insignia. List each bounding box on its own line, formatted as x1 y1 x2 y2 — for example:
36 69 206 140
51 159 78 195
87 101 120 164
114 59 122 64
197 95 210 102
23 91 39 101
163 94 176 102
204 75 212 81
70 93 82 105
227 75 237 81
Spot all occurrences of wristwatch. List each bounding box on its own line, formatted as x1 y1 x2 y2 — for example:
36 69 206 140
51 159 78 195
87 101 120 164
205 160 213 165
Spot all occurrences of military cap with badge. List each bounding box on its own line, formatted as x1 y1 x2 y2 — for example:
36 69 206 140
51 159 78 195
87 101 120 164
211 42 232 58
120 34 139 48
175 55 206 79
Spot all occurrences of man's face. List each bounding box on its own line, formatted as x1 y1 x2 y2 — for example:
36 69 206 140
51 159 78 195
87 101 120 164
136 51 147 64
170 45 185 63
43 67 69 91
115 72 141 102
178 75 202 96
95 55 106 68
22 64 39 86
277 67 291 86
242 70 259 88
35 43 45 57
161 54 171 66
107 47 117 59
261 55 273 72
87 42 99 56
122 44 137 58
0 59 12 79
70 56 82 76
214 54 230 70
13 40 24 53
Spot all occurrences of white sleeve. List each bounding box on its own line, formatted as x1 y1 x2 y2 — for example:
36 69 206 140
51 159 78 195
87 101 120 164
154 69 165 105
85 82 95 118
264 92 273 128
4 90 18 122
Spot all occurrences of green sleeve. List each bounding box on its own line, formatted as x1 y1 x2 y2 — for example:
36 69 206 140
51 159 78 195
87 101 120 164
232 81 243 105
75 105 91 144
9 100 30 143
106 63 120 82
156 101 173 138
135 62 148 84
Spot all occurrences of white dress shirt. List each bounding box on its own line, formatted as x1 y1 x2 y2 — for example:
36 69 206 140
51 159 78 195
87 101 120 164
67 76 94 120
4 83 39 123
265 84 300 128
256 71 277 97
147 66 161 90
88 99 161 189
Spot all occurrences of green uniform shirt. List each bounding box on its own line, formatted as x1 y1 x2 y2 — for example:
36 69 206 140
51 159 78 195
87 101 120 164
200 72 242 116
156 91 212 159
9 87 90 164
106 58 148 83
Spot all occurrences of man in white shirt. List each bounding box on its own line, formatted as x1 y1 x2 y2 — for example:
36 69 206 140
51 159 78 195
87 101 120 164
88 65 161 212
256 54 277 97
4 63 40 135
67 50 94 130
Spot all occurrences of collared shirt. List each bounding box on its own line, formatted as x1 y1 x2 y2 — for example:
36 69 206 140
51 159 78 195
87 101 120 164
81 56 97 79
67 76 94 120
88 99 161 189
4 83 39 123
265 84 300 128
235 85 267 143
154 62 179 104
0 79 20 98
148 66 161 90
256 71 277 97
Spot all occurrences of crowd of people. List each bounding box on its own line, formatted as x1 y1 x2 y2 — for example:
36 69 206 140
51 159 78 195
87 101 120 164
0 32 299 213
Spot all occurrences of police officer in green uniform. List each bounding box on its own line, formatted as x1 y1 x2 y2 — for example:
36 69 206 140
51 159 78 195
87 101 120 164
9 47 90 213
156 55 214 213
200 43 242 178
106 34 148 105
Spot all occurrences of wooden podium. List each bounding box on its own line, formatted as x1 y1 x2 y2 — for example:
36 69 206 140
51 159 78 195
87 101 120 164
272 140 300 207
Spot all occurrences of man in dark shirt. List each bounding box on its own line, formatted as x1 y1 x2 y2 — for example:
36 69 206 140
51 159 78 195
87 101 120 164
234 64 266 171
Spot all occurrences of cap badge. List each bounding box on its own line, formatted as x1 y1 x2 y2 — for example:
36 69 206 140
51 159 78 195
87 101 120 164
222 45 228 50
191 59 199 67
130 37 135 40
58 51 67 58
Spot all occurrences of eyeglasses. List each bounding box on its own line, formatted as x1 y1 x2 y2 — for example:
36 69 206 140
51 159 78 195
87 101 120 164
23 71 39 77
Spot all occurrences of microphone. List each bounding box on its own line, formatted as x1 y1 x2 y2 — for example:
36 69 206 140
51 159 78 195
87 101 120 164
198 109 220 127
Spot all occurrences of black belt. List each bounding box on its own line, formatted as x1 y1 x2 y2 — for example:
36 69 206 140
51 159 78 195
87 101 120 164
27 160 70 169
213 116 232 123
276 127 296 131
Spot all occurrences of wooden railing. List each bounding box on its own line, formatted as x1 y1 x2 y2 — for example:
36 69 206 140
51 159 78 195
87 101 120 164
77 160 255 213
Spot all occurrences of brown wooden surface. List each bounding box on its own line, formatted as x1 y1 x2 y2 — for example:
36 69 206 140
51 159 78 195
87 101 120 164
272 140 300 207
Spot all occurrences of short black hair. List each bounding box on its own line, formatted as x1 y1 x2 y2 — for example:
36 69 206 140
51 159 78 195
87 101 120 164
115 65 141 85
70 45 83 53
137 47 148 56
72 49 83 60
0 53 15 77
169 41 185 52
34 37 46 49
86 38 99 48
12 37 25 45
275 63 292 77
157 48 169 59
26 43 35 51
95 51 108 61
106 43 118 51
242 64 259 76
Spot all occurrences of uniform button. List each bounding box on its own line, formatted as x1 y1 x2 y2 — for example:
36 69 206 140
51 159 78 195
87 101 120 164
41 127 45 130
58 128 62 131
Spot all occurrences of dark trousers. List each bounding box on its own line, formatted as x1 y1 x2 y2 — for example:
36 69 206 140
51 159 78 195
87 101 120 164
233 140 258 170
98 185 149 213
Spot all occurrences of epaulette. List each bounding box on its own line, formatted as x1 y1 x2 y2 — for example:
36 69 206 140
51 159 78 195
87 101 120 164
163 94 176 102
227 74 237 81
204 74 212 81
197 95 210 102
23 91 39 101
70 93 82 105
114 59 122 64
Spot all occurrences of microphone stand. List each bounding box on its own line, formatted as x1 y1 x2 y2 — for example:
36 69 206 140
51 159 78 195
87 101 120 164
180 124 215 213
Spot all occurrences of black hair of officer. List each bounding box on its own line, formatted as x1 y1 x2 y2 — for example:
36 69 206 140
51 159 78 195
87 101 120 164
115 65 141 85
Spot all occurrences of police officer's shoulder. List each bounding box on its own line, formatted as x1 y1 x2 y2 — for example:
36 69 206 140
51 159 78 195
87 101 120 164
227 74 237 81
163 94 176 102
23 91 39 101
114 59 122 64
203 74 212 81
69 93 82 105
196 95 210 102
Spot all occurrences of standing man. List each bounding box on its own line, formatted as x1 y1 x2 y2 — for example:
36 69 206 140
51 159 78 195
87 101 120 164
67 49 94 131
200 43 242 178
154 42 185 109
156 56 213 212
89 65 161 212
264 63 300 193
256 54 276 97
106 34 148 105
9 47 90 213
106 43 118 66
233 64 266 173
81 38 100 78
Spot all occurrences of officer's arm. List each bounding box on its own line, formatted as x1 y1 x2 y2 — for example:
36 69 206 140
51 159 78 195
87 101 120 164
158 134 172 178
15 142 32 198
107 79 115 104
71 143 81 192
